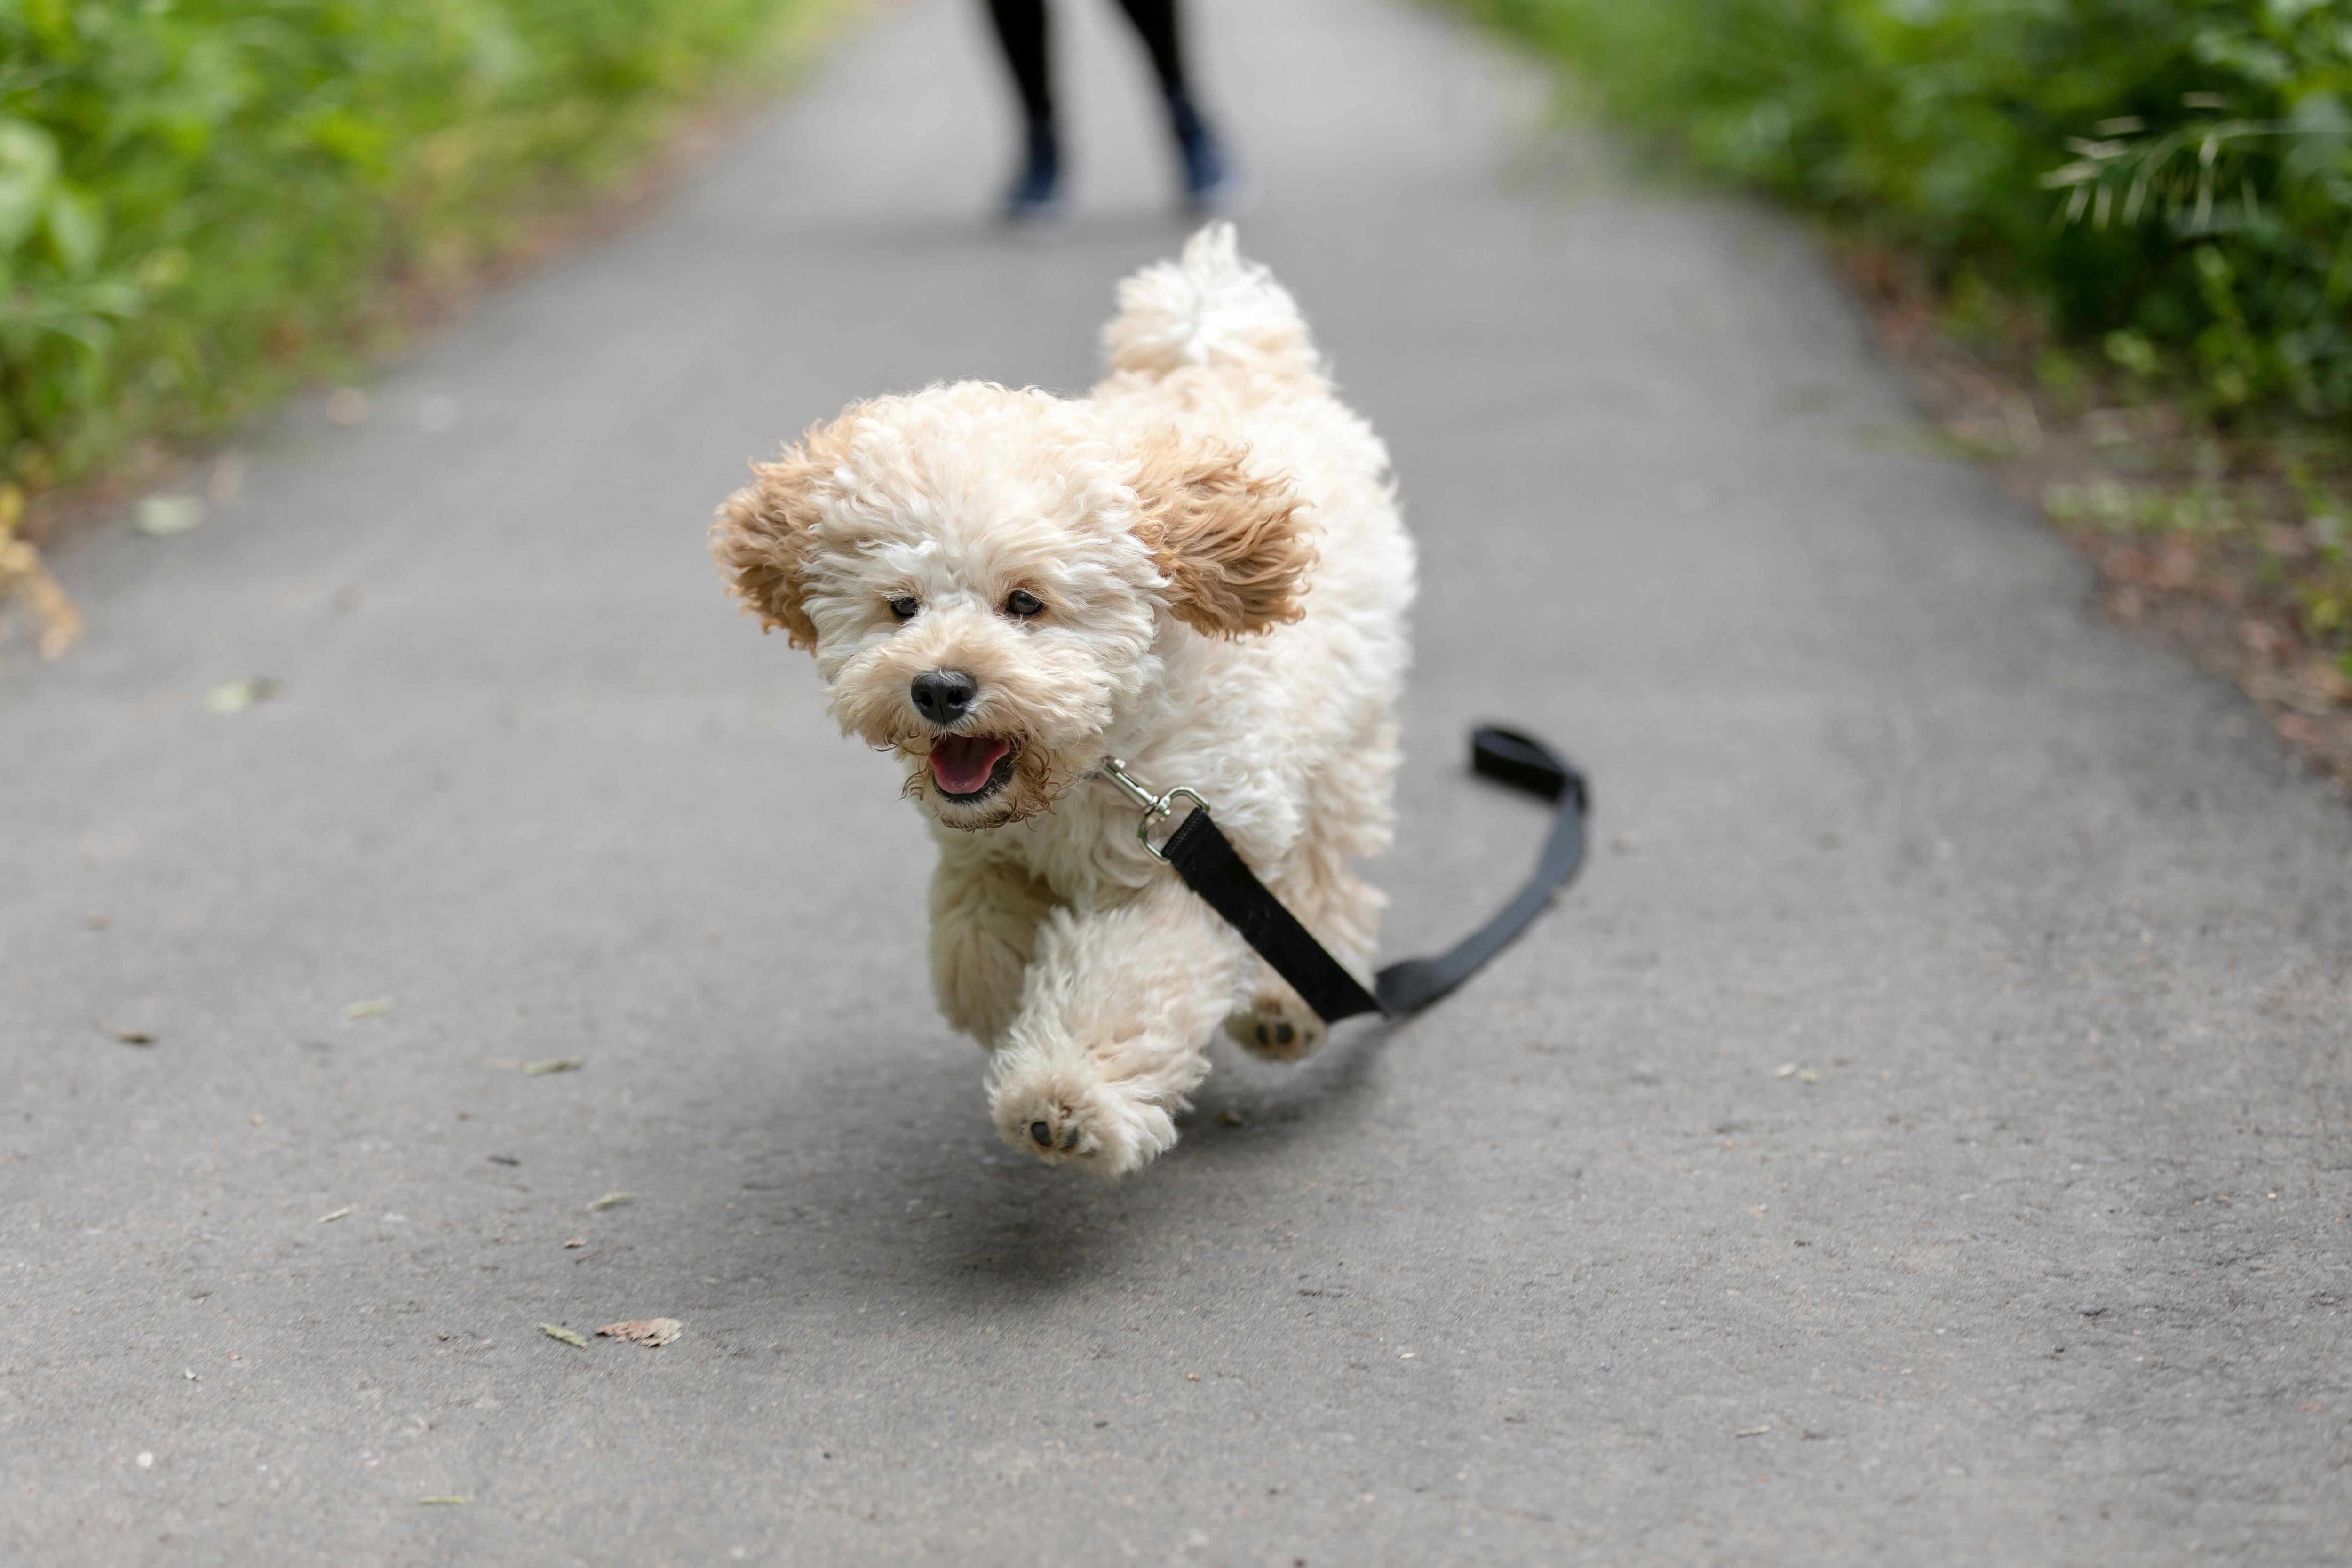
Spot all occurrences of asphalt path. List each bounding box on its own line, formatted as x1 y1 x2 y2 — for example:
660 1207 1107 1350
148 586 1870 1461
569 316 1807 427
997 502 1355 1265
6 0 2351 1560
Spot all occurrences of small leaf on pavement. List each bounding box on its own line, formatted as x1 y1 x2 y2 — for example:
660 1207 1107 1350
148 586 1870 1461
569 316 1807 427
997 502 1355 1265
343 997 392 1020
135 494 206 537
586 1191 633 1213
521 1058 583 1075
205 677 280 714
538 1323 590 1349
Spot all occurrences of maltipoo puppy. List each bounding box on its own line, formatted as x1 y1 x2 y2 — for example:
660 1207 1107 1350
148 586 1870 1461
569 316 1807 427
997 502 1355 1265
711 224 1414 1177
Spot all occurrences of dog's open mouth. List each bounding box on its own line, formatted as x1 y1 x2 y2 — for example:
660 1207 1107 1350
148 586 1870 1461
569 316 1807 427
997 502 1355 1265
928 735 1017 801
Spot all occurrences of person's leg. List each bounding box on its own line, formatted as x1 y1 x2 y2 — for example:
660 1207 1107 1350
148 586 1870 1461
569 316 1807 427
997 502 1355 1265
985 0 1054 126
982 0 1065 221
1107 0 1241 212
1108 0 1184 93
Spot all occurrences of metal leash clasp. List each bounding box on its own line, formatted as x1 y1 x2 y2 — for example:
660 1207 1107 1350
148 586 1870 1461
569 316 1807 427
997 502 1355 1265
1099 758 1209 863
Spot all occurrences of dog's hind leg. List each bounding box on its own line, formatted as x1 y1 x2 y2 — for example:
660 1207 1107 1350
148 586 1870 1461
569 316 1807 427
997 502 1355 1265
985 877 1248 1177
929 843 1060 1047
1227 716 1398 1062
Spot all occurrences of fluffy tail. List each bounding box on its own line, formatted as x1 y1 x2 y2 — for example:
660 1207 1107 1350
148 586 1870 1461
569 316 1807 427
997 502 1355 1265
1101 223 1322 386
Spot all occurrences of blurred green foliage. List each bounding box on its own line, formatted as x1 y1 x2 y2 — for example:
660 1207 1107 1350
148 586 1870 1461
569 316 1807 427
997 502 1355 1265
1468 0 2352 421
0 0 825 491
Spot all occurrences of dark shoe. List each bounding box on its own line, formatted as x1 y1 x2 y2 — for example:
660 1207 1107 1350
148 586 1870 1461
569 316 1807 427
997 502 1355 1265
1165 88 1244 215
1001 121 1066 226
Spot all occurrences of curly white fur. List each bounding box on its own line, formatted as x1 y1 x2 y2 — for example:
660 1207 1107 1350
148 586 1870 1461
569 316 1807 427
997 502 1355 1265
712 224 1415 1177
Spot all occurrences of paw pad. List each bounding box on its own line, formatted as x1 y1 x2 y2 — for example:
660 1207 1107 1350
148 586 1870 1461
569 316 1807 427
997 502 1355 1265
1230 995 1326 1061
1021 1110 1083 1154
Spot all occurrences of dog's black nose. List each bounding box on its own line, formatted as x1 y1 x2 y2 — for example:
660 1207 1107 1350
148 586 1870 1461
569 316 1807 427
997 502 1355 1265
910 669 977 725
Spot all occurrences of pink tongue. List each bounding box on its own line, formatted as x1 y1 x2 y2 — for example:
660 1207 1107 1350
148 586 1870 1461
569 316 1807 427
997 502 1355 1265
929 736 1010 796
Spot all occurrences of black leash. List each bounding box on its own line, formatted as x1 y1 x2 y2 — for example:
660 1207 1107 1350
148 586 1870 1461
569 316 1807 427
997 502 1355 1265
1101 727 1590 1023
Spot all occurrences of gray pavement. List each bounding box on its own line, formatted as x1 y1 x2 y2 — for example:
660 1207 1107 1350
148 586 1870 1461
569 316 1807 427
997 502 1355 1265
6 0 2351 1560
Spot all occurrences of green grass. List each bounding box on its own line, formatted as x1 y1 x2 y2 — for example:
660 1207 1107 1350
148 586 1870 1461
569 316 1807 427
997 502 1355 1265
0 0 841 498
1464 0 2352 423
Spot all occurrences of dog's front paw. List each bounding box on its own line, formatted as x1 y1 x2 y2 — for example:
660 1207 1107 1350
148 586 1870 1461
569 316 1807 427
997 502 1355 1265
1226 985 1327 1063
987 1059 1178 1179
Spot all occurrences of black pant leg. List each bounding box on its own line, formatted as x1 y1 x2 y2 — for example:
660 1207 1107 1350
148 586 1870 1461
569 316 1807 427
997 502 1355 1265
983 0 1055 126
1109 0 1186 94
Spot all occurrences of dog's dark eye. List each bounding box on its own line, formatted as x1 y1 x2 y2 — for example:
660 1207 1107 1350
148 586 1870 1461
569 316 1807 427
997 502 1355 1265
888 596 921 621
1005 589 1043 619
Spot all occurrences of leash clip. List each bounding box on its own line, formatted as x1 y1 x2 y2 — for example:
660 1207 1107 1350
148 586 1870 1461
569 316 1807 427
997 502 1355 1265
1099 759 1209 864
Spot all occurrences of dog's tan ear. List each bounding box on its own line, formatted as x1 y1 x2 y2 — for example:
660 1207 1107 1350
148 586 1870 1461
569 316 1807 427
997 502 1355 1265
1129 432 1314 636
710 422 853 649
